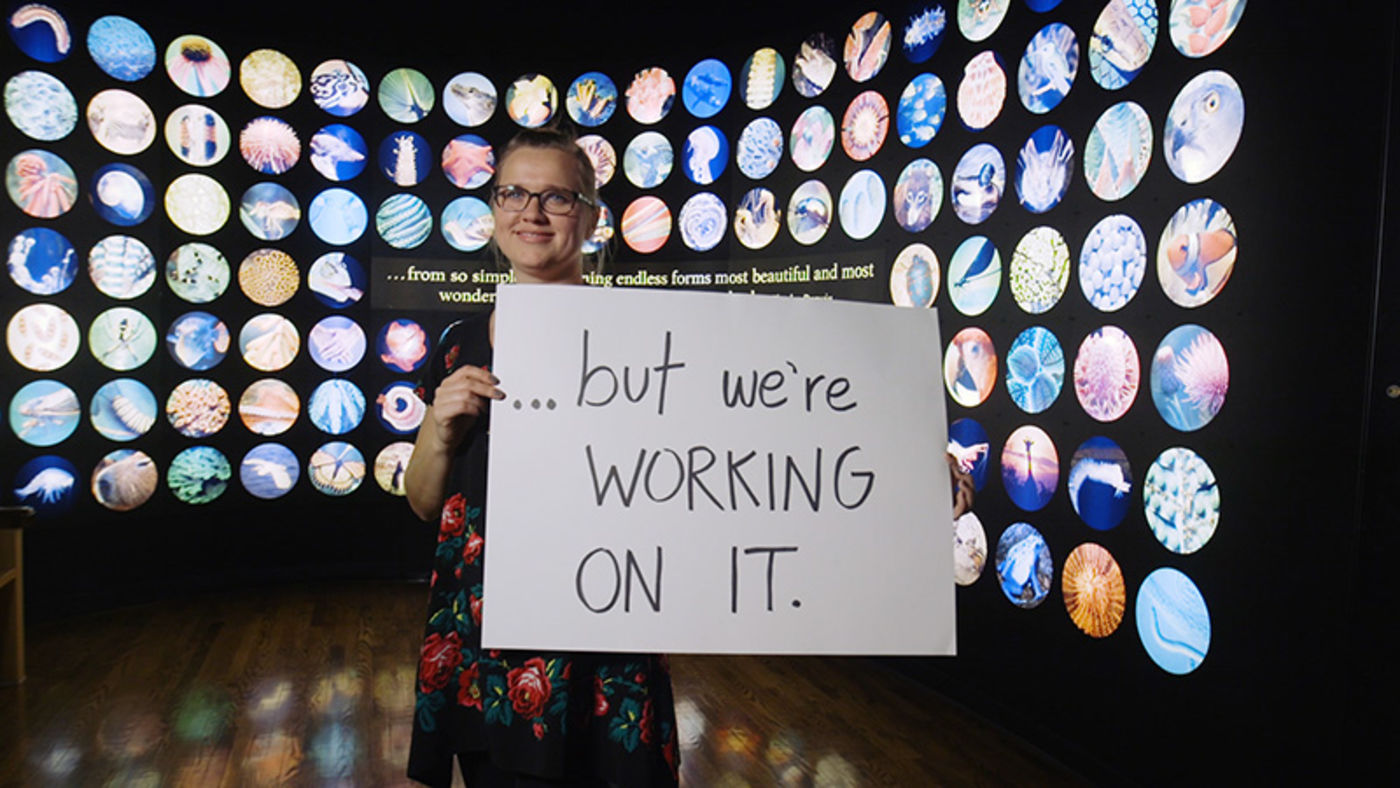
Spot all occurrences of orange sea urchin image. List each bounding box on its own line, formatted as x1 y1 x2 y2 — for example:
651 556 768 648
1061 542 1125 638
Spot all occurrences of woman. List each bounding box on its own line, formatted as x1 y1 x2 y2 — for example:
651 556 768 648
405 127 679 787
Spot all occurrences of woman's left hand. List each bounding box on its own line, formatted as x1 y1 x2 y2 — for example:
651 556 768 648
946 453 974 519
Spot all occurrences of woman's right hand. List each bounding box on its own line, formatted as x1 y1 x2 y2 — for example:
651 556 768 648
429 365 504 449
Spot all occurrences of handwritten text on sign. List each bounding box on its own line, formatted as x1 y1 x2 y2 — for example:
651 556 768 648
483 286 954 655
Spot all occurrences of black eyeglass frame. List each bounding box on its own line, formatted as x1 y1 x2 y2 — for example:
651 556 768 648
490 185 597 215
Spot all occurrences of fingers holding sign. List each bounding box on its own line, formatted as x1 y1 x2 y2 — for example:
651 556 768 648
430 365 505 448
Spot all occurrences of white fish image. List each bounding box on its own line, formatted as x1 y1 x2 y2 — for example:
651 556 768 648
310 132 365 180
15 467 74 504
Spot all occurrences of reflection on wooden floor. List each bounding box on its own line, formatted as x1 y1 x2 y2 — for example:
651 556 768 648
0 582 1087 786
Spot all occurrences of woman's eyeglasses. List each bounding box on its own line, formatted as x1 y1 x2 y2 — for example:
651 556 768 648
491 186 595 215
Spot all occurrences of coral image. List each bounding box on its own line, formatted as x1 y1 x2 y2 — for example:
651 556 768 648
167 446 231 504
165 378 231 438
239 249 299 307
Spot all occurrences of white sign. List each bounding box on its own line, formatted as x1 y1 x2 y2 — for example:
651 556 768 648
483 285 955 655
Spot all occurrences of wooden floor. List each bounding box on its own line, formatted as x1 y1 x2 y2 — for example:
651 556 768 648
0 582 1088 787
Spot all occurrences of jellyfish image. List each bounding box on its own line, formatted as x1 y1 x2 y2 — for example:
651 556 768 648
13 456 78 515
92 164 153 225
1164 69 1245 184
682 126 727 185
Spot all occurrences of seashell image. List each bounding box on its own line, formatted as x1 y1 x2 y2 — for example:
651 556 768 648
6 149 77 218
239 379 299 436
841 91 889 162
566 71 617 127
86 88 155 154
241 443 299 499
734 188 780 250
239 248 299 307
952 511 987 586
1009 226 1070 314
1069 437 1133 530
441 197 493 253
505 73 557 128
678 192 727 253
167 445 231 504
376 194 433 250
623 131 673 188
1157 198 1236 308
308 188 368 246
444 71 496 126
625 67 675 124
92 449 157 511
621 196 672 254
309 441 365 496
376 382 425 434
957 51 1006 131
165 378 231 438
310 59 369 116
902 5 949 64
7 226 76 295
308 252 365 308
1062 543 1126 638
1001 425 1059 511
310 123 368 181
1164 70 1244 184
1150 324 1228 431
89 234 155 298
1019 22 1079 115
8 303 78 372
164 104 230 166
5 70 77 141
1084 101 1152 201
1016 125 1074 214
165 34 230 97
1079 214 1147 312
787 179 832 246
13 455 79 516
240 182 301 242
893 159 942 232
8 379 79 446
682 58 731 118
239 49 300 109
1169 0 1246 58
739 47 785 111
379 130 431 187
89 306 156 371
90 163 153 227
1136 567 1210 674
995 522 1052 608
789 106 835 172
441 134 494 190
378 67 434 123
1089 0 1159 90
947 416 990 491
575 135 616 188
1005 326 1064 414
958 0 1009 42
890 242 940 307
240 116 300 175
90 378 157 441
1074 325 1140 422
309 315 366 372
948 235 1002 316
377 319 428 373
9 3 71 62
950 143 1004 225
166 310 229 371
896 73 946 149
837 169 885 241
166 242 229 304
582 200 614 255
240 314 300 372
943 327 997 407
845 11 892 82
1144 446 1220 554
165 173 229 235
681 126 728 186
309 379 365 435
374 442 415 495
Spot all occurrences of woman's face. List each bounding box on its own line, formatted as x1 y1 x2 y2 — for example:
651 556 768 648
491 146 595 284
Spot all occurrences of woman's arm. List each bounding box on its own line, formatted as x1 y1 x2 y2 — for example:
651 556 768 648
404 365 503 521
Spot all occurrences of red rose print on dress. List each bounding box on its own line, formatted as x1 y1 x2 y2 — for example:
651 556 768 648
469 593 483 626
457 662 482 709
439 493 466 538
443 344 460 372
506 657 552 719
593 676 610 717
462 532 483 564
533 721 546 740
419 632 463 693
640 698 655 745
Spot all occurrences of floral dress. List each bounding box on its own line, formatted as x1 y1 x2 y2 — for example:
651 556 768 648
408 313 678 787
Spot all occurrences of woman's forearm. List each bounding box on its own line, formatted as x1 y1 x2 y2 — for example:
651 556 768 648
405 407 457 522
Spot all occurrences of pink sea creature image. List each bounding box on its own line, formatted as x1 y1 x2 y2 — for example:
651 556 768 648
10 152 76 218
441 138 494 189
625 68 675 124
380 321 427 372
240 117 300 174
1074 326 1140 422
